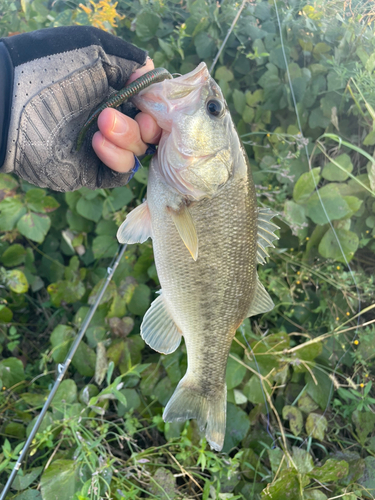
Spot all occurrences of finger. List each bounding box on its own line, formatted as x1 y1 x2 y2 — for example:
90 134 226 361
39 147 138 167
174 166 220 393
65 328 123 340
127 57 155 84
97 108 147 156
92 131 135 173
135 112 162 144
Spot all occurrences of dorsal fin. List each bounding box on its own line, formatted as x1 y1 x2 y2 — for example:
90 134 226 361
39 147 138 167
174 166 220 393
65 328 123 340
257 207 279 265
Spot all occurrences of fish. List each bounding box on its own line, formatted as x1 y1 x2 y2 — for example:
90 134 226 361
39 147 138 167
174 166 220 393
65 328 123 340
117 62 278 451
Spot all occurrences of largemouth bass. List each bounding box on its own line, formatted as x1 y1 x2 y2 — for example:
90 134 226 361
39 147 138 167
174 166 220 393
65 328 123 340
117 63 278 451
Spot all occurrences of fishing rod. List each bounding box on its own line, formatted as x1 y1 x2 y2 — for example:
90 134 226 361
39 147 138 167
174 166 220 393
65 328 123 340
0 244 127 500
1 67 173 498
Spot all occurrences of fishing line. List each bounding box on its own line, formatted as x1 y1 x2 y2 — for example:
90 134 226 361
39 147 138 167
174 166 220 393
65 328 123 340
0 244 127 500
209 0 249 74
273 0 362 447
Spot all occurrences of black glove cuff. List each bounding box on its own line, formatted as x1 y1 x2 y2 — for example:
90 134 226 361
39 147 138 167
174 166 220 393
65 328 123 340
0 41 13 168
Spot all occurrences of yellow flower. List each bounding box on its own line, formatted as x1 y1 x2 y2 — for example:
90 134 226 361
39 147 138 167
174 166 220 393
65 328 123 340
336 317 339 321
296 280 301 285
365 373 369 377
346 312 350 316
297 271 300 275
305 237 309 241
360 383 364 388
353 340 359 345
78 1 125 32
336 266 340 270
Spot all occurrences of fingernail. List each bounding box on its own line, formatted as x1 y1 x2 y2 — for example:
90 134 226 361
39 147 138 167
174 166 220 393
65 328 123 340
102 136 117 150
112 114 128 135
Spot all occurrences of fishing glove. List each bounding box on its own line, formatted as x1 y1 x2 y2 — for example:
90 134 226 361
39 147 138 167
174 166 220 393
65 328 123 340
0 26 147 191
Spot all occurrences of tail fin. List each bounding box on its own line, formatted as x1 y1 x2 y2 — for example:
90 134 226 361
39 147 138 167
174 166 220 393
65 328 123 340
163 375 227 451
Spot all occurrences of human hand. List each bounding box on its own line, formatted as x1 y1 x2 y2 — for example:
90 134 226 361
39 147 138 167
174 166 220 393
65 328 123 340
0 26 149 191
92 57 162 174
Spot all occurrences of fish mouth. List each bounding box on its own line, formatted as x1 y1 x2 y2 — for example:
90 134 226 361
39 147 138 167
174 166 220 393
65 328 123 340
132 62 211 129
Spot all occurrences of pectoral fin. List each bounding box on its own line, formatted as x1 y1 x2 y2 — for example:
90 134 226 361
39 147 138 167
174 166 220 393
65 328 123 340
247 277 274 317
141 292 182 354
169 205 198 261
117 201 151 244
257 207 279 265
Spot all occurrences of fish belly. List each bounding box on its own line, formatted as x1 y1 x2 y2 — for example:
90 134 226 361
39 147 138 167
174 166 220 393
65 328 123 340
147 161 257 450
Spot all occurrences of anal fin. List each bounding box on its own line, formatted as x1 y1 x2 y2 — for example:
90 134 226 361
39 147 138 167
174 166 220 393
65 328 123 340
247 276 274 317
117 201 151 244
141 292 182 354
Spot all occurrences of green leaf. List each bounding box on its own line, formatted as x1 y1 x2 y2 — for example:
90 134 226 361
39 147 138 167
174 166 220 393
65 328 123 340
305 368 332 410
54 379 77 407
5 269 29 293
284 200 308 239
222 403 250 452
363 130 375 146
76 196 103 222
293 168 321 204
17 213 51 243
233 89 246 114
243 375 271 405
352 410 375 445
359 456 375 492
40 460 89 500
92 235 118 259
306 185 352 224
298 393 319 413
107 186 134 212
0 197 27 231
261 469 300 498
117 388 141 416
282 406 303 436
226 355 247 390
50 325 75 363
14 490 42 500
127 284 151 316
215 66 234 82
305 413 327 440
135 9 160 40
322 153 353 181
1 244 26 267
0 173 18 191
194 32 216 59
0 357 24 388
318 228 359 263
12 466 43 491
292 446 314 473
309 107 330 129
88 279 116 305
242 106 255 124
72 342 96 377
0 304 13 322
309 458 349 482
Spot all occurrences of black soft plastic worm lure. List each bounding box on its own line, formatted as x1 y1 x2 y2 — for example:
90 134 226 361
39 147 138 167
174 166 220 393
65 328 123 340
76 67 172 151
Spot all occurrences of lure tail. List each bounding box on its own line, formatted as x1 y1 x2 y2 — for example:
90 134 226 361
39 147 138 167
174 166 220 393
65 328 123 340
163 373 227 451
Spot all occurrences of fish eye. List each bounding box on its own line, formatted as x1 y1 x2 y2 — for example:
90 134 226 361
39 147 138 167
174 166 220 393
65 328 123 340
206 99 224 117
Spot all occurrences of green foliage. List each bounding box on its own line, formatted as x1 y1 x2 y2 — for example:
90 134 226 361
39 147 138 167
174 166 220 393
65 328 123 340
1 0 375 499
